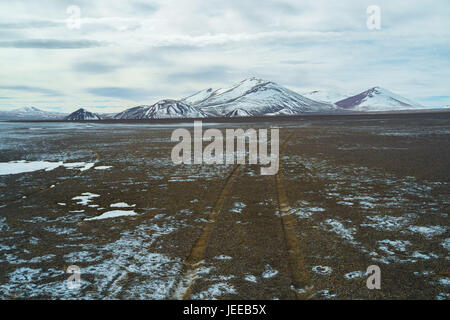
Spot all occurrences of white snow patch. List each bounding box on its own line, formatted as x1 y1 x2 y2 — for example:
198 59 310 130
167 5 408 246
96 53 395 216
361 215 410 232
191 283 237 300
0 160 62 175
63 162 95 172
94 166 112 170
230 202 246 214
72 192 100 205
411 251 439 260
441 239 450 251
324 219 355 241
214 255 232 260
244 275 258 283
84 210 138 221
316 289 337 299
110 202 136 208
408 225 447 238
344 271 367 280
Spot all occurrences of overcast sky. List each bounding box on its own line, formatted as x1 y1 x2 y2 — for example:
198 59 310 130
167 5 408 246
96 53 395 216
0 0 449 113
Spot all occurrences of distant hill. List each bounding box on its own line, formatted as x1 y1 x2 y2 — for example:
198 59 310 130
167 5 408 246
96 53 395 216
0 107 66 120
336 87 424 112
65 108 101 120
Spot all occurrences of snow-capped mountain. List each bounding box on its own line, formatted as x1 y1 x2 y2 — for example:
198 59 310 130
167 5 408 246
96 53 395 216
65 108 101 120
114 99 206 119
184 78 336 116
335 87 424 111
0 107 66 120
302 90 351 104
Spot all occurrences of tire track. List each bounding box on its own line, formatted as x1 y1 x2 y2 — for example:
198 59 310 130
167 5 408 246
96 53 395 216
172 164 242 300
275 132 314 299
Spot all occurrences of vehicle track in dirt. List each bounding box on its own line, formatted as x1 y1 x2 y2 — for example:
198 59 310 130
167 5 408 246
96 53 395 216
172 164 243 300
275 132 314 299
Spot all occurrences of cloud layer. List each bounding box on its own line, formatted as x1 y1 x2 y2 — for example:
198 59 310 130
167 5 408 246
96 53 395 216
0 0 449 112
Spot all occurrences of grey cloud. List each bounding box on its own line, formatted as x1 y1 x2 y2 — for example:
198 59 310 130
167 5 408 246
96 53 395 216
0 20 62 29
0 39 108 49
166 66 231 83
73 62 120 74
87 87 154 100
0 85 63 97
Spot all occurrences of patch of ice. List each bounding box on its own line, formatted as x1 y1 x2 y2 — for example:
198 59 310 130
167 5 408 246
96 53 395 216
292 207 325 218
94 166 112 170
110 202 136 208
0 217 8 232
437 292 450 300
230 202 246 214
441 239 450 251
361 215 410 232
191 283 237 300
214 255 232 260
63 162 95 172
29 254 56 263
378 240 411 252
44 226 77 235
316 289 337 299
64 251 102 263
323 219 355 241
344 271 367 280
244 275 258 283
84 210 138 221
411 251 439 260
408 225 447 238
0 160 63 175
72 192 100 206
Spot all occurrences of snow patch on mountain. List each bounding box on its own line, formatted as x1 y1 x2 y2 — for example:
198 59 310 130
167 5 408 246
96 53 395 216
302 90 351 104
187 78 336 117
115 100 206 119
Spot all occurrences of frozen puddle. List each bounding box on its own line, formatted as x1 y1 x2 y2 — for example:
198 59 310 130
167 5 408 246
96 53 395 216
84 210 139 221
0 160 95 175
262 264 279 279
